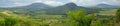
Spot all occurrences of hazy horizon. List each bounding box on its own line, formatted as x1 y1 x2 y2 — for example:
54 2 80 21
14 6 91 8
0 0 120 7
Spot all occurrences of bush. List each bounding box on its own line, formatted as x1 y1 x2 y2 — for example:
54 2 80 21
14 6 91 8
0 11 48 26
116 8 120 23
65 9 95 26
90 18 114 26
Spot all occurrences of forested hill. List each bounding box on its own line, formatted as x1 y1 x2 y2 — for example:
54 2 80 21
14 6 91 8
0 2 119 16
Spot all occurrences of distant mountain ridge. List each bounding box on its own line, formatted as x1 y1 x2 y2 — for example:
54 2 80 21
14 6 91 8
95 3 119 9
45 3 86 15
24 3 52 9
0 2 119 15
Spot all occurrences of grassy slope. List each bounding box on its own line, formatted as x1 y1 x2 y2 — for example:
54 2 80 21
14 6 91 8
98 9 117 16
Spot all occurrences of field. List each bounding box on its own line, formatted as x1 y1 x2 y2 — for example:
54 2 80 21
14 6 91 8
98 9 117 16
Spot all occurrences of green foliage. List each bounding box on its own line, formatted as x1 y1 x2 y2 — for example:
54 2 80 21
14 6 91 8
0 8 117 26
98 9 117 14
116 8 120 23
0 18 5 26
5 17 19 26
0 11 49 26
65 9 95 26
90 18 114 26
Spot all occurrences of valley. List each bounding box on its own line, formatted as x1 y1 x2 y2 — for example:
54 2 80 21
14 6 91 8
0 1 120 26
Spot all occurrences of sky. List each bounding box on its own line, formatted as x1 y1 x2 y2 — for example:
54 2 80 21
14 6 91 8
0 0 120 7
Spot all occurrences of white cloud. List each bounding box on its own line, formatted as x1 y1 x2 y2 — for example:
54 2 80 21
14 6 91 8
34 0 42 3
43 1 65 6
13 2 30 6
69 0 100 6
70 0 80 2
113 0 120 4
69 0 120 6
0 0 119 7
101 2 109 4
2 0 65 7
113 0 120 3
105 0 120 5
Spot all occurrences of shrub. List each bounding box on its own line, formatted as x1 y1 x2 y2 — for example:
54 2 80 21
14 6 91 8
65 9 95 26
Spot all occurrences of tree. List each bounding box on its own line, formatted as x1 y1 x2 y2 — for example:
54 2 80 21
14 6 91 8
0 11 46 26
65 9 95 26
116 8 120 23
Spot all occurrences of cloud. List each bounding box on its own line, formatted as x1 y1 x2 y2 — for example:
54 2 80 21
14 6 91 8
103 0 120 5
101 2 109 4
13 2 31 6
69 0 120 6
69 0 100 6
0 0 120 7
12 0 65 6
113 0 120 3
0 0 66 7
113 0 120 4
34 0 42 3
43 1 65 6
